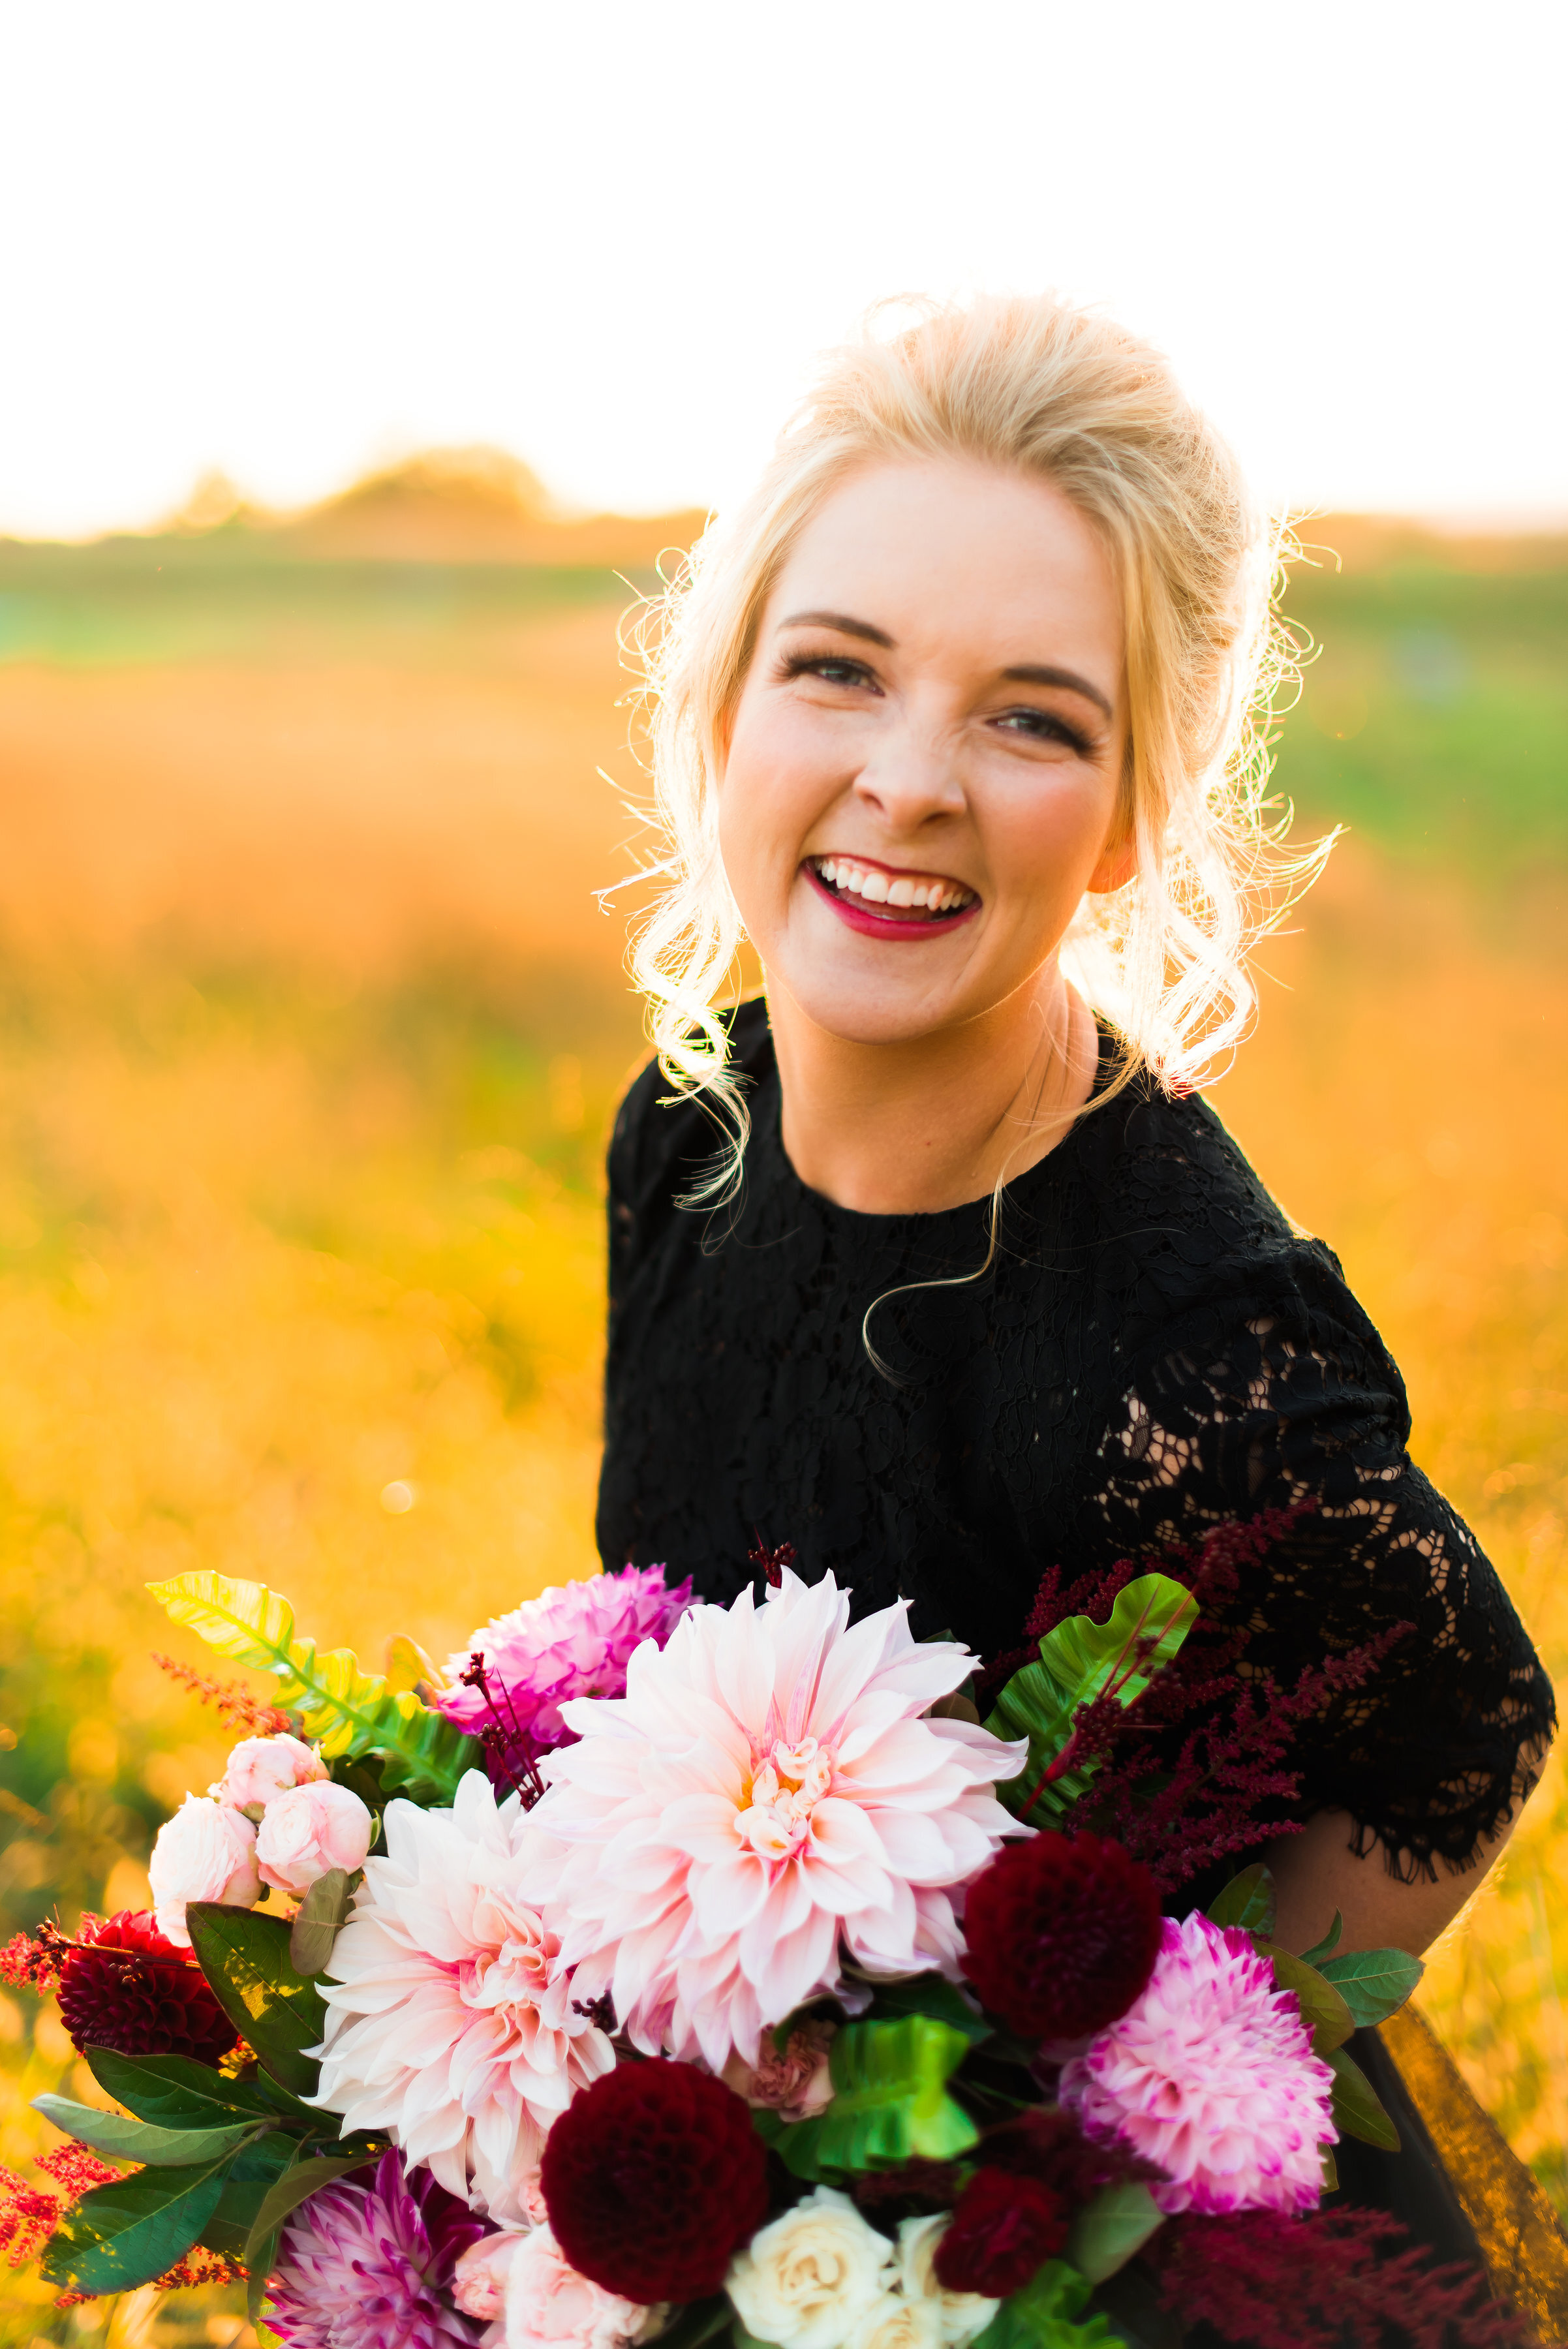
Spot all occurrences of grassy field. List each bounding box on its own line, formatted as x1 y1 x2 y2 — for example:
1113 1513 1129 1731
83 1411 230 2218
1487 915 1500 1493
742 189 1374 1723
0 499 1563 2339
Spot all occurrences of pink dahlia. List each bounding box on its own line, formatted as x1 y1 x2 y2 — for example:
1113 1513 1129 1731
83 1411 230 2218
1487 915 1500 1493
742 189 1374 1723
265 2148 488 2349
519 1567 1026 2071
1059 1912 1336 2215
438 1565 695 1785
309 1771 615 2224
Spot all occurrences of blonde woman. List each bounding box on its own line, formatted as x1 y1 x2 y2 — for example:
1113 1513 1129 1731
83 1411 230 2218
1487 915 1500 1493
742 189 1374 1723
596 298 1554 2289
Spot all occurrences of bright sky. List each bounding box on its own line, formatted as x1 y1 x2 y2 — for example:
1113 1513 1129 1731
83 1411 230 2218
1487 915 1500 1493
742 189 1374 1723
3 0 1564 539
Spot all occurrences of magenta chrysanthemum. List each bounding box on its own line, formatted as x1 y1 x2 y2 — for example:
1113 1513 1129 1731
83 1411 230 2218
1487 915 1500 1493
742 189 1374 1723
438 1565 694 1781
264 2149 487 2349
1059 1912 1336 2215
520 1567 1026 2071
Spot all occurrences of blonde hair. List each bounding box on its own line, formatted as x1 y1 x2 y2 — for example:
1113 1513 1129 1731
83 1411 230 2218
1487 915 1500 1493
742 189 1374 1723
625 292 1324 1193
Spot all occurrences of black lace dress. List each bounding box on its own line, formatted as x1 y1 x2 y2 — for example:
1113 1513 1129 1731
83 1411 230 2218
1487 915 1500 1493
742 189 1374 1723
596 1000 1556 2288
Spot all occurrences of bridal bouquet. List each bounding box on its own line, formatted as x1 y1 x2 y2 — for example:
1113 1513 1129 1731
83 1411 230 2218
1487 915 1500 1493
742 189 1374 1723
3 1537 1462 2349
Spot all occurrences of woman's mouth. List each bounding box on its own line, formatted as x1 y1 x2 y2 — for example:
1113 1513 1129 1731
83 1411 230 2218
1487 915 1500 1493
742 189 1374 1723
804 855 980 940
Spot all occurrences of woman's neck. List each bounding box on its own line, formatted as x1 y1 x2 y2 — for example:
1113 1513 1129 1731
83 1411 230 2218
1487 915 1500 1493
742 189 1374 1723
768 967 1098 1214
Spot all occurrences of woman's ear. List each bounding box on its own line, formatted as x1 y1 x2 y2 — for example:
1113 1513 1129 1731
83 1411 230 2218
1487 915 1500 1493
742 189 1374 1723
1087 832 1137 895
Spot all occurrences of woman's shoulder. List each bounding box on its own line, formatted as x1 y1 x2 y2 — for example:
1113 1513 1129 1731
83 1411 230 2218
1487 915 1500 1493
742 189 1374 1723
1048 1056 1392 1381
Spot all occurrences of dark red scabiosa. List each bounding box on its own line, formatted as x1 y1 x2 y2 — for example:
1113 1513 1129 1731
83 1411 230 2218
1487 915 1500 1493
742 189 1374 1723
55 1911 239 2067
934 2167 1070 2298
960 1831 1163 2042
541 2058 771 2303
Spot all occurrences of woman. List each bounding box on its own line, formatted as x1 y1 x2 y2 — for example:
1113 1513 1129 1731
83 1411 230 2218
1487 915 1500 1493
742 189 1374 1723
594 296 1556 2294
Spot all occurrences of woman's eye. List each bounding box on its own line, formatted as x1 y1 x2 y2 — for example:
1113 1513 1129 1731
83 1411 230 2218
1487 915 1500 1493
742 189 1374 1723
784 654 876 690
994 707 1091 753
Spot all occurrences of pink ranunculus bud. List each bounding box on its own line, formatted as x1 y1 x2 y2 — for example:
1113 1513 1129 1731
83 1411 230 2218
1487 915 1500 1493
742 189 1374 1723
218 1733 327 1815
502 2223 668 2349
453 2228 529 2320
148 1794 262 1948
254 1779 373 1896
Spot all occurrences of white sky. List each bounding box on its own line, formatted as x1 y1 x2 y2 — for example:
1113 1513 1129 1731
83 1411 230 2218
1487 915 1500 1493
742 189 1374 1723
3 0 1565 539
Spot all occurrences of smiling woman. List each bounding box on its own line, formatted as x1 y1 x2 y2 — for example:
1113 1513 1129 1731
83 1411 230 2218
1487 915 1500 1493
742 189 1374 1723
599 292 1557 2325
630 294 1319 1206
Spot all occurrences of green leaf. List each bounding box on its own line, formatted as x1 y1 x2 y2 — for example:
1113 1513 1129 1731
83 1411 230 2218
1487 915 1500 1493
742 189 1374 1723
866 1973 993 2046
290 1867 359 1978
971 2259 1120 2349
187 1903 329 2097
1259 1944 1355 2057
1329 2046 1400 2150
86 2045 317 2128
201 2132 322 2261
243 2152 375 2271
1299 1912 1344 1967
1207 1864 1277 1940
1318 1946 1424 2028
1321 2144 1339 2194
769 2015 979 2178
146 1571 482 1802
986 1576 1199 1821
32 2093 264 2169
41 2156 235 2295
655 2301 734 2349
1064 2183 1165 2284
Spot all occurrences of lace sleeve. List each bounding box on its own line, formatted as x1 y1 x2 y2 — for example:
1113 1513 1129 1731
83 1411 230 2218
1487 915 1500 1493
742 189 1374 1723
1080 1302 1557 1881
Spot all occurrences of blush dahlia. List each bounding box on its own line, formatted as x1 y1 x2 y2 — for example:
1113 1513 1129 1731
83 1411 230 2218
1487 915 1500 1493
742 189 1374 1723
540 2059 771 2304
934 2168 1069 2298
55 1911 238 2066
959 1832 1163 2042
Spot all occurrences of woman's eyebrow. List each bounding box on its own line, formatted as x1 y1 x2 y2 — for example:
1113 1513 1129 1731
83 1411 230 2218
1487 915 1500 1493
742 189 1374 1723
1001 664 1114 720
778 609 895 648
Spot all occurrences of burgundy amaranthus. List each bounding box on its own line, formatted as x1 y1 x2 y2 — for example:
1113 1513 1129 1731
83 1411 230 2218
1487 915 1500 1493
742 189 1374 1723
992 1512 1413 1893
934 2168 1070 2297
1154 2208 1525 2349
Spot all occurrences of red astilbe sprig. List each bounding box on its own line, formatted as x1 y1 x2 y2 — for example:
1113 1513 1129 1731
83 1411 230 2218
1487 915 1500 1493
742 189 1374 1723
0 1918 73 1996
1 2145 121 2274
1152 2207 1526 2349
152 1651 294 1734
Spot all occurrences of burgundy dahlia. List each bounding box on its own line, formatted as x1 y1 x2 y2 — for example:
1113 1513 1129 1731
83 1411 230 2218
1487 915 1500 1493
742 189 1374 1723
960 1831 1163 2042
56 1910 238 2066
541 2059 771 2303
934 2167 1069 2298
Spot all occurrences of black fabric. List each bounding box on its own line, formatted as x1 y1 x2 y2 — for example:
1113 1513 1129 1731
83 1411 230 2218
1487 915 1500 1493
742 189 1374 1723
598 998 1555 1884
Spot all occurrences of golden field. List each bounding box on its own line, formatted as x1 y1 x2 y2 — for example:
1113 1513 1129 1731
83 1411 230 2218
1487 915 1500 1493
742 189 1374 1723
0 478 1563 2337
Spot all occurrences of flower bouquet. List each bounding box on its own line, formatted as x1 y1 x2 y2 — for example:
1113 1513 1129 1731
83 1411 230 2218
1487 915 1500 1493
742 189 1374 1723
3 1537 1496 2349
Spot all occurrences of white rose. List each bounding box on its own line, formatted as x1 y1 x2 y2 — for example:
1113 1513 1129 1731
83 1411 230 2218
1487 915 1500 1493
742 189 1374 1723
148 1794 262 1947
895 2217 1000 2348
847 2293 945 2349
726 2187 894 2349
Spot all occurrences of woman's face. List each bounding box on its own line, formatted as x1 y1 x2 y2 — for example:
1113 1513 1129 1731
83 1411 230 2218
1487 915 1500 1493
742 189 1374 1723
719 456 1130 1047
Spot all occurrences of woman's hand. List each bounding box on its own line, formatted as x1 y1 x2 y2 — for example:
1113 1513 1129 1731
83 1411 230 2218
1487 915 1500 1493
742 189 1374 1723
1263 1804 1525 1959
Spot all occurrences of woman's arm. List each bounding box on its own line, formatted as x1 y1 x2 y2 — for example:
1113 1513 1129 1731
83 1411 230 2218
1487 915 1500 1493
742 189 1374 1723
1264 1796 1535 1959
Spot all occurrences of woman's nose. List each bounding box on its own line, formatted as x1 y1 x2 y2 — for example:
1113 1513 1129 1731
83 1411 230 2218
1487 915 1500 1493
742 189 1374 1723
850 724 965 829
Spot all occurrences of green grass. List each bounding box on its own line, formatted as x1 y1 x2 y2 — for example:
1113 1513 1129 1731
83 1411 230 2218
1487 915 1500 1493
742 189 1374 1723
1276 557 1568 870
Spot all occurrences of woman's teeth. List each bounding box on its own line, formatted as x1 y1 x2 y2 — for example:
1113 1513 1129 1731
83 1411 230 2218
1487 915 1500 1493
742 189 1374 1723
814 857 976 914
